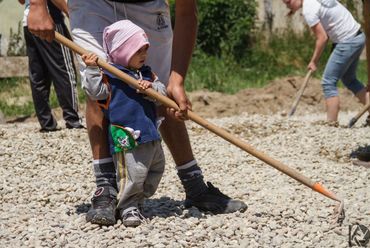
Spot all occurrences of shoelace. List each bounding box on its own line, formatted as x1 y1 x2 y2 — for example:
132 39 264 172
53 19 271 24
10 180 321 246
123 209 148 224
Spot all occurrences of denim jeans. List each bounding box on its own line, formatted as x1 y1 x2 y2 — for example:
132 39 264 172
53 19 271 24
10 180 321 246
322 32 365 98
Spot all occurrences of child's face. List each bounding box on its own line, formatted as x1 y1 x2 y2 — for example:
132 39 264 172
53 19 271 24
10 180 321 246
128 45 149 70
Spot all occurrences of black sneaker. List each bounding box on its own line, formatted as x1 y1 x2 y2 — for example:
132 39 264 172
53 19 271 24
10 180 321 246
86 186 117 226
39 125 59 132
364 115 370 127
66 122 85 129
184 182 248 214
39 127 60 133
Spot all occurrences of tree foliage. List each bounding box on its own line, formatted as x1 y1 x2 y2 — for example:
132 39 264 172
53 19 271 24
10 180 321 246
197 0 256 61
169 0 256 61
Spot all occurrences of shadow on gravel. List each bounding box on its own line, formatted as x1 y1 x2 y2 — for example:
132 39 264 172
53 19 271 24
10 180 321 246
74 196 204 219
143 197 187 219
75 203 91 214
6 115 32 123
350 145 370 161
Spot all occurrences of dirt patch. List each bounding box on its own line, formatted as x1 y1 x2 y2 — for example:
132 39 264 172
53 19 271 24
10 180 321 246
190 76 363 118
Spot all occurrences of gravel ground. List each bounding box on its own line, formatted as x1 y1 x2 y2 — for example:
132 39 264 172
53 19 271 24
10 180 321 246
1 111 370 247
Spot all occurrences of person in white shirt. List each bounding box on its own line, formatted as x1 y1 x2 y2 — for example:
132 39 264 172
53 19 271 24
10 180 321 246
283 0 368 123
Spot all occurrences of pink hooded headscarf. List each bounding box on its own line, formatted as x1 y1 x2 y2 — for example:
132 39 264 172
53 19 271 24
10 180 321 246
103 20 149 67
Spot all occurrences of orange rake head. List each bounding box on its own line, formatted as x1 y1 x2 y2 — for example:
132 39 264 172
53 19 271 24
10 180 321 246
313 183 345 225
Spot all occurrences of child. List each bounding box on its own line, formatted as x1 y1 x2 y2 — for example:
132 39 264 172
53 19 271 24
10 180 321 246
82 20 166 227
283 0 368 123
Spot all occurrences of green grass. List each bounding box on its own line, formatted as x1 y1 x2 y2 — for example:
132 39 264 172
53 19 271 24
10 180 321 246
0 77 86 118
186 30 368 93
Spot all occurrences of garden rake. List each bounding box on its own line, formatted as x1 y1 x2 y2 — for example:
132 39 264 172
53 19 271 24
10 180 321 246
288 70 313 117
348 102 370 128
54 32 344 225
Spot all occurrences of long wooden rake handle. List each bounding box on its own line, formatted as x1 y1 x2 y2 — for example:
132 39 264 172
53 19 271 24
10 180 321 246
348 102 370 128
54 32 340 203
288 70 313 117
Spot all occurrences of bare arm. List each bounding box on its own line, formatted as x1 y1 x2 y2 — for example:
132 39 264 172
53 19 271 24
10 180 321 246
51 0 69 17
308 22 328 72
28 0 55 42
166 0 197 119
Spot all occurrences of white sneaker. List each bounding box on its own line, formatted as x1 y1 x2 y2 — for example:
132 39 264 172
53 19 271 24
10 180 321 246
121 207 147 227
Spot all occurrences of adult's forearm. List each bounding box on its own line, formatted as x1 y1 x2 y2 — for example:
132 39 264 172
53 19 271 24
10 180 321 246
170 0 198 86
310 23 328 65
311 37 327 64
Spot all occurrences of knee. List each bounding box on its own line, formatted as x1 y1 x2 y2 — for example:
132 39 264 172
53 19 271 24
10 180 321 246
86 99 105 120
321 78 338 99
342 78 364 95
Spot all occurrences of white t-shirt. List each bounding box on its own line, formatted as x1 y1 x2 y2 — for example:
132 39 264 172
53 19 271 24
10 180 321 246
302 0 360 43
22 0 30 27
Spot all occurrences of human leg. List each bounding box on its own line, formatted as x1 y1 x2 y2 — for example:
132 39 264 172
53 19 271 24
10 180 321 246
41 22 82 128
71 11 117 188
325 96 340 122
321 46 348 122
69 0 118 224
354 88 368 105
24 26 57 131
340 33 368 110
143 141 165 199
322 33 366 122
84 99 118 225
113 143 158 227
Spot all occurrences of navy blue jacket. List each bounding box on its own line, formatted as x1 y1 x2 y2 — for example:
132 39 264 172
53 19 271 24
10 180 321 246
99 64 161 154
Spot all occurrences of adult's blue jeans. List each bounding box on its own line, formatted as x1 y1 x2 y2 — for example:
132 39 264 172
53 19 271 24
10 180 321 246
322 32 365 98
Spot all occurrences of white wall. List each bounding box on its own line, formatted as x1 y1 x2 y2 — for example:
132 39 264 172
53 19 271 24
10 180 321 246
256 0 363 33
256 0 305 33
0 0 24 56
255 0 366 59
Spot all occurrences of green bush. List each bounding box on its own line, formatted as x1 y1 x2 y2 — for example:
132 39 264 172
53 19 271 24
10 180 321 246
197 0 256 61
169 0 256 60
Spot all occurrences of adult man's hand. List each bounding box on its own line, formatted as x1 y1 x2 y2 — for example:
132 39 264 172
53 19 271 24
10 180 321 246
167 0 197 121
28 0 55 42
166 74 192 121
307 61 317 72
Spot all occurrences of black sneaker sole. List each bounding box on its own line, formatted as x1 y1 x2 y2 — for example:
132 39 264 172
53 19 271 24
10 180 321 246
86 208 116 226
184 199 248 214
87 214 116 226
